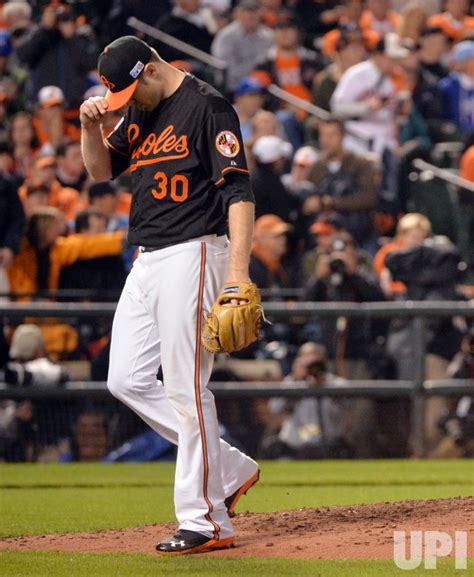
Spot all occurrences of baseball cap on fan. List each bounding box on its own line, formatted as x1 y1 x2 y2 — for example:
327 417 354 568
98 36 152 111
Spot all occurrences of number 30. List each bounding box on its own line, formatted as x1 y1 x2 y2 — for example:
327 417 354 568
151 171 189 203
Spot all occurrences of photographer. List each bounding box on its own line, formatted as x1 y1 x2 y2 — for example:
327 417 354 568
385 235 466 452
260 345 350 459
15 4 98 109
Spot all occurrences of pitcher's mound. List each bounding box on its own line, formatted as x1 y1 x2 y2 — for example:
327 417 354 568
2 497 473 560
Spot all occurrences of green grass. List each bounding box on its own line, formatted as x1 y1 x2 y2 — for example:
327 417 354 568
1 460 473 576
1 552 471 577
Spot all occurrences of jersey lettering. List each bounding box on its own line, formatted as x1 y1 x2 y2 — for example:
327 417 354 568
130 124 189 170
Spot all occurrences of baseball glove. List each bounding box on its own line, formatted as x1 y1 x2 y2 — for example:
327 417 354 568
201 282 263 354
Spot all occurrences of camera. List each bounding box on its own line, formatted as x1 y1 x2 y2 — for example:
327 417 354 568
328 238 348 284
5 358 67 387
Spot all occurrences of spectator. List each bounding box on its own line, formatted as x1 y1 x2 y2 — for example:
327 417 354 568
1 1 32 49
32 86 81 151
360 0 401 37
0 29 28 116
22 181 51 217
292 0 346 43
0 399 37 461
331 32 410 156
437 40 474 135
261 345 350 459
0 173 25 276
249 213 294 289
253 12 320 148
87 181 135 272
154 0 215 63
373 212 432 296
59 208 127 297
314 25 367 112
211 0 273 93
322 1 379 56
251 134 294 221
397 0 429 44
9 112 38 179
5 324 68 387
385 234 466 453
305 118 379 252
6 207 125 296
232 76 265 142
15 3 98 108
259 0 283 29
427 0 474 42
412 27 449 124
303 231 384 374
55 140 88 193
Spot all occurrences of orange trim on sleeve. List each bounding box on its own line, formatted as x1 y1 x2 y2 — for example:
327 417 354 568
215 166 250 186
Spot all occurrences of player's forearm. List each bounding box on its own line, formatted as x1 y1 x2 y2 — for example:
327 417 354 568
81 124 113 181
226 200 255 283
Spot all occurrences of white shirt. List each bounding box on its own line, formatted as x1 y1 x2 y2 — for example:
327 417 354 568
331 59 397 155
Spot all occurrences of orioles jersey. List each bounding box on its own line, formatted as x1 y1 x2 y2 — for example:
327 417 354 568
104 74 254 248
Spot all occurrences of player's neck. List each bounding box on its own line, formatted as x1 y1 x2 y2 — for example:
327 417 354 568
161 64 186 100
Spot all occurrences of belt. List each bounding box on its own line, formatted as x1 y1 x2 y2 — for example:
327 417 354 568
140 233 225 253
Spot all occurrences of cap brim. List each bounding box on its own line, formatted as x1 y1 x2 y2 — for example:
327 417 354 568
41 97 64 108
105 80 138 112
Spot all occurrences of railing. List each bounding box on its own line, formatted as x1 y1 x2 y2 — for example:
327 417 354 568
1 300 473 457
412 158 474 192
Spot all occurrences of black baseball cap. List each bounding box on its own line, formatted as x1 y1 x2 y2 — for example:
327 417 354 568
98 36 152 111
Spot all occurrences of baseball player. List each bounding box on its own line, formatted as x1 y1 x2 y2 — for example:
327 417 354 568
80 36 260 555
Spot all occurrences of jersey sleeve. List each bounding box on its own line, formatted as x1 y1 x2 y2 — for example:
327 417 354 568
103 116 131 179
199 104 250 188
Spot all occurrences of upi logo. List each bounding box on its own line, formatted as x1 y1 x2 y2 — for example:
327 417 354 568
393 531 468 570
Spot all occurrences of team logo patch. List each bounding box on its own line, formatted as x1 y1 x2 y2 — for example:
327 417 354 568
215 131 240 158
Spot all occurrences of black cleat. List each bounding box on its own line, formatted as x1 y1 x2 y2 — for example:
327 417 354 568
155 529 235 555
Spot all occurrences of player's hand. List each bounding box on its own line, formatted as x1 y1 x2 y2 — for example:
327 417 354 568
80 97 109 129
223 273 252 306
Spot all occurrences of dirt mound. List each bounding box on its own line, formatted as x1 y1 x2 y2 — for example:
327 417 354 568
2 497 473 560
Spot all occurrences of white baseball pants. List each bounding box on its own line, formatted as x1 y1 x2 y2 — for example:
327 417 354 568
107 234 258 539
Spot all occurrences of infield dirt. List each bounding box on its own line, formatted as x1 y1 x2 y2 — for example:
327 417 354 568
1 497 472 560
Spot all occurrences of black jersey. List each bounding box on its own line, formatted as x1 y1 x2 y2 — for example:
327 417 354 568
104 74 254 248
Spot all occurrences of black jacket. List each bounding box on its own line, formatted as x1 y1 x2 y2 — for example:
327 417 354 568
0 177 25 253
251 164 295 222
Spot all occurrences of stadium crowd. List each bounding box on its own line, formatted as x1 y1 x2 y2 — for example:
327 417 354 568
0 0 473 461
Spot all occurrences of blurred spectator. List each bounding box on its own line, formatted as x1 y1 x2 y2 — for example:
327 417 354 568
360 0 401 37
292 0 346 42
460 143 474 181
397 0 429 44
250 214 297 288
0 172 25 279
331 32 410 156
437 40 474 135
254 13 321 107
0 399 37 461
1 1 32 46
5 324 68 387
32 86 81 150
15 3 98 108
282 145 319 200
315 25 367 112
374 212 432 296
59 208 127 296
427 0 474 42
59 410 109 462
261 345 350 459
305 118 379 252
0 29 28 116
6 207 125 296
211 0 273 93
55 140 87 192
251 134 294 220
412 27 449 124
22 181 50 217
9 112 38 178
252 12 318 148
259 0 283 29
154 0 215 63
322 1 379 56
232 76 264 142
